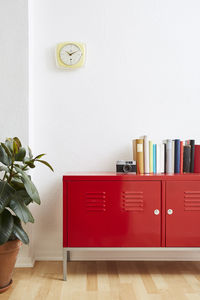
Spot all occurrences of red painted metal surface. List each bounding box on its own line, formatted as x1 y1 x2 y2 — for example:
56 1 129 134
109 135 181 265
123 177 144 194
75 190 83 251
166 181 200 247
66 180 161 247
63 173 200 182
161 181 166 247
63 173 200 248
63 180 67 247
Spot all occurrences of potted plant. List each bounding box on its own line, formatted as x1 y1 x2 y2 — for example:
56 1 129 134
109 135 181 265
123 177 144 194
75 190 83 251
0 137 53 293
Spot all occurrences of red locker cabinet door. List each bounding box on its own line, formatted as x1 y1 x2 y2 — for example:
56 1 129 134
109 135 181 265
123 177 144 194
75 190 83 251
68 180 161 247
166 181 200 247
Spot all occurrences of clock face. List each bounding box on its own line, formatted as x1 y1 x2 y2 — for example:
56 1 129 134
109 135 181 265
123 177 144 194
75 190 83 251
59 44 82 66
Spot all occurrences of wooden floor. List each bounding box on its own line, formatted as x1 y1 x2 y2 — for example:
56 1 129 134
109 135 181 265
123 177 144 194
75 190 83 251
2 261 200 299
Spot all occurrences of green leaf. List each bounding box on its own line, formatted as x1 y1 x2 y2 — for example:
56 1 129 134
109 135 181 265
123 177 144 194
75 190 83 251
0 181 15 213
0 145 12 166
1 143 12 158
14 167 40 204
0 209 14 245
34 153 46 160
12 216 29 244
15 147 26 161
10 197 34 223
13 140 18 154
10 178 25 190
0 165 9 172
36 160 54 172
11 189 33 206
5 139 14 155
13 137 22 150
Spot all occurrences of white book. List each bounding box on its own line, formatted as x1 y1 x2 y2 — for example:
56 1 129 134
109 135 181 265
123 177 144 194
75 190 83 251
166 139 173 174
171 140 175 174
157 144 165 174
149 140 153 173
157 144 161 174
144 135 149 174
160 143 165 173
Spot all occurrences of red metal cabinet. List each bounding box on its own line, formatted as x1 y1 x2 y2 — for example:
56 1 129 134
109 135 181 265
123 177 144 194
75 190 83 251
166 181 200 247
66 180 161 247
63 174 200 249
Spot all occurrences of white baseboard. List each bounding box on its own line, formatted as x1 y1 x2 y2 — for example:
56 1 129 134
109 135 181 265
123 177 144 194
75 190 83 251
15 256 35 268
16 249 200 267
36 256 62 261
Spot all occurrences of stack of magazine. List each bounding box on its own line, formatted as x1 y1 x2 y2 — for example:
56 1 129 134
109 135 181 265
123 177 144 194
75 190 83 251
133 136 200 174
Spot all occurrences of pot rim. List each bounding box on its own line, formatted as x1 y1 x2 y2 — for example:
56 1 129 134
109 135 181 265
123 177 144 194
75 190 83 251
0 239 22 254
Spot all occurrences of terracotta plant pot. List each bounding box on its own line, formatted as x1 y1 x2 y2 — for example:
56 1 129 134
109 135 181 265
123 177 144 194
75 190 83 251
0 239 22 293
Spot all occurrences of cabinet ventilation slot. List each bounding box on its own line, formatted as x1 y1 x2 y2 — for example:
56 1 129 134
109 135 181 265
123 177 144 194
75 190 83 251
85 192 106 212
184 191 200 211
122 191 144 212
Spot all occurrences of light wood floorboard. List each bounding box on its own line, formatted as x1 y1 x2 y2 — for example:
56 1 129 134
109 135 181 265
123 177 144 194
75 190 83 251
1 261 200 299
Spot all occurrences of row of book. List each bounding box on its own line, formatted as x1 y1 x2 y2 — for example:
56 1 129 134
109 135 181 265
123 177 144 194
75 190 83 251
132 136 200 174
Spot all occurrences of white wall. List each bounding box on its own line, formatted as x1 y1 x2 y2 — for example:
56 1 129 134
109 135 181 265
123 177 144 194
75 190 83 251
29 0 200 261
0 0 28 141
0 0 34 266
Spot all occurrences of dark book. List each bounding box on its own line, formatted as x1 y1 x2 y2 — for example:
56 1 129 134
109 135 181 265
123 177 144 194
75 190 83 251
180 141 183 173
194 145 200 173
174 139 180 173
190 140 195 173
183 145 191 173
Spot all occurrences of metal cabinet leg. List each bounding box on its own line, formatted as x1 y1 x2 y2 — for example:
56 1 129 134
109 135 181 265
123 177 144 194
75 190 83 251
63 248 67 281
67 251 70 261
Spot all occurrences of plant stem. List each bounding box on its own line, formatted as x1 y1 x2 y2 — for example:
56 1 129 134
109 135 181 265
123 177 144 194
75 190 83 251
7 163 14 183
22 164 28 170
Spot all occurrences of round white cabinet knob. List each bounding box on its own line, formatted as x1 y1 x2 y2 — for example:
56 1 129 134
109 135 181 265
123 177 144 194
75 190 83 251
154 209 160 215
167 209 173 215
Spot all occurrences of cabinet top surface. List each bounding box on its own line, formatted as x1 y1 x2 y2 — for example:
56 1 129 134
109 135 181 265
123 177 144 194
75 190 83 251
63 173 200 181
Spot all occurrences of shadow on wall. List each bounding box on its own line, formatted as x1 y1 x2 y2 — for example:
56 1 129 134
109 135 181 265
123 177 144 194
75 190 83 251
32 177 63 250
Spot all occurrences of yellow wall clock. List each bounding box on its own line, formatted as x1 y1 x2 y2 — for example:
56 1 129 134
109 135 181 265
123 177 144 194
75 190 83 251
56 42 85 69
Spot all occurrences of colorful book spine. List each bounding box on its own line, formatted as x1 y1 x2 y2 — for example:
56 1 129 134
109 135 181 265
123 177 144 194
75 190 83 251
144 136 149 174
183 145 191 173
194 145 200 173
149 141 153 173
166 139 172 174
136 139 144 174
133 136 199 175
174 139 180 173
153 144 157 174
190 140 195 173
180 141 183 174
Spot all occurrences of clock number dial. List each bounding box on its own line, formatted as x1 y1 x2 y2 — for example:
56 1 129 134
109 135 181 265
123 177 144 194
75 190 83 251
59 44 82 66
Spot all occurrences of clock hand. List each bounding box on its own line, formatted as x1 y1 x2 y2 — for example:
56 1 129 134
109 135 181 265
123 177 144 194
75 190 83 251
69 50 79 56
65 49 79 56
